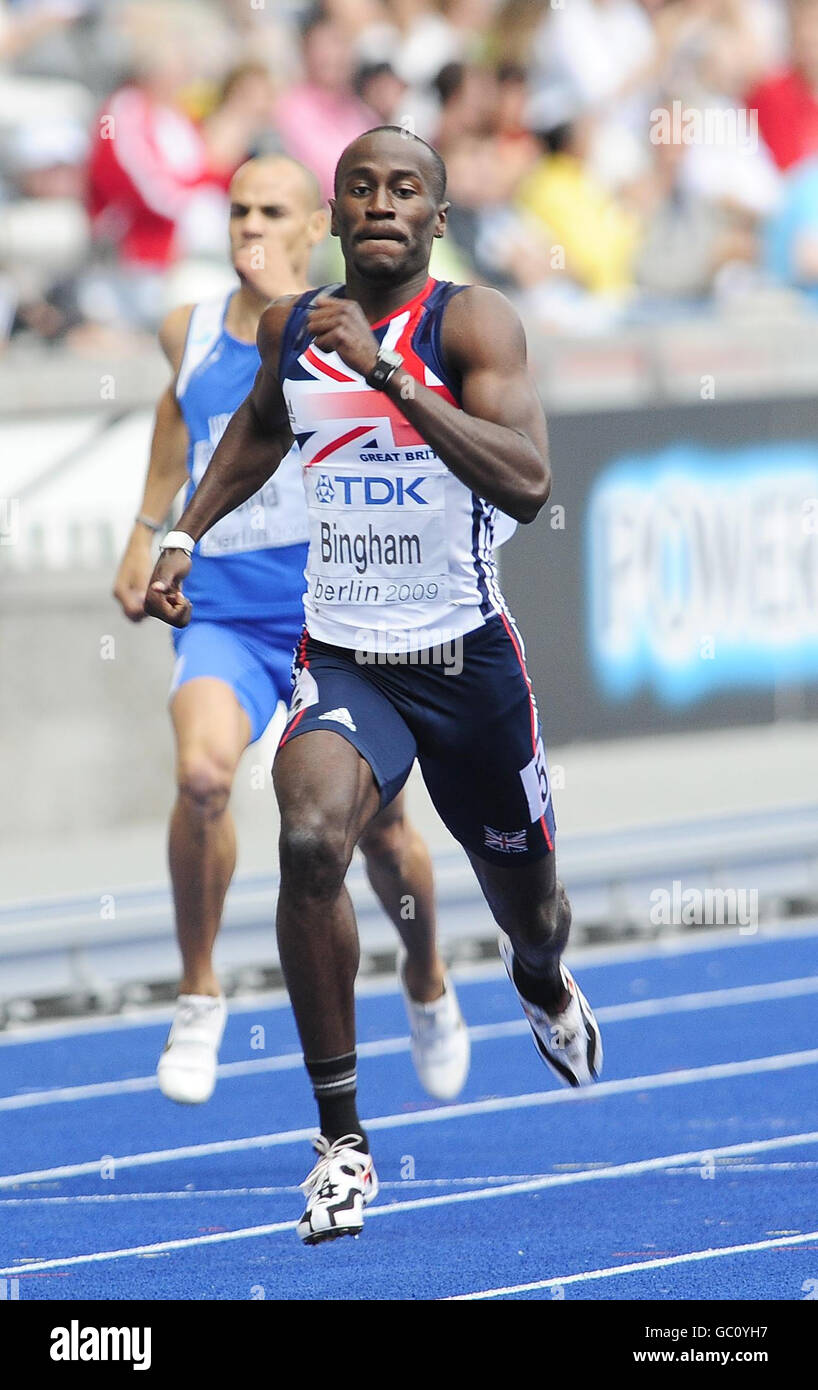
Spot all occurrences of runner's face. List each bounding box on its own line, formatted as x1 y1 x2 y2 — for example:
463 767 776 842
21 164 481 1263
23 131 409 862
331 137 447 282
229 167 320 287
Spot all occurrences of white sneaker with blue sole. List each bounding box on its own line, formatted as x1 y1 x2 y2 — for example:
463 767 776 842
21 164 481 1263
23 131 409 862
499 932 602 1087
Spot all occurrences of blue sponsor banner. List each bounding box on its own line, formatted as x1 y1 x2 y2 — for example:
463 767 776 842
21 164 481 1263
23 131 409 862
587 443 818 706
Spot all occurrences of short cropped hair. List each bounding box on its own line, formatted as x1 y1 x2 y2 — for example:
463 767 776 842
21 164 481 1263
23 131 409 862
335 125 447 204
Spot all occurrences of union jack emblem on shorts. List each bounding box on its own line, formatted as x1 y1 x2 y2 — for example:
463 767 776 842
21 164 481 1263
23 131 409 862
484 826 528 853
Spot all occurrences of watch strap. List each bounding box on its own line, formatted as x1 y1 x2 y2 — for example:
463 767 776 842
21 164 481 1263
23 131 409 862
366 350 403 389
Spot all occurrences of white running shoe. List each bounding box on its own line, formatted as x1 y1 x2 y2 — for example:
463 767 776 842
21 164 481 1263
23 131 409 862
297 1134 379 1245
156 993 227 1104
498 933 602 1087
398 955 470 1100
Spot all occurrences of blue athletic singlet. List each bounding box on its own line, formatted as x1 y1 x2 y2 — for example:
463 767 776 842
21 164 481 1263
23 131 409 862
175 292 310 622
277 277 518 651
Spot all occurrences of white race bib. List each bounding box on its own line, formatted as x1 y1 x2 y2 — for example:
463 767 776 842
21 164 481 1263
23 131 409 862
305 463 450 608
192 434 309 556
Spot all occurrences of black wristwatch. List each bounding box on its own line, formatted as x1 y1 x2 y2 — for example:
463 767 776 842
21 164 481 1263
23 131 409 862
365 348 403 390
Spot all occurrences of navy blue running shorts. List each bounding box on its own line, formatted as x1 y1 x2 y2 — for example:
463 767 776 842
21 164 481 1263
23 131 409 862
277 613 556 865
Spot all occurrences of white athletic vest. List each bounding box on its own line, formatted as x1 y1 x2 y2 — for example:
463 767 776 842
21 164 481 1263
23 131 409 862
279 279 515 651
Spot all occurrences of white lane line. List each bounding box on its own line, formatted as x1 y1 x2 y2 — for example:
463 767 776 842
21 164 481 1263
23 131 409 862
2 1131 816 1278
595 975 818 1021
6 1154 818 1207
0 1126 315 1189
0 1189 303 1205
2 918 816 1049
0 960 502 1048
4 975 817 1113
0 1176 582 1205
446 1230 818 1300
1 1048 817 1191
0 1220 299 1273
0 1056 304 1111
664 1161 818 1174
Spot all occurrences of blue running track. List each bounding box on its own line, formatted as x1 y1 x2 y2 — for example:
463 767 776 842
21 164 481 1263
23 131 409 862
0 924 816 1301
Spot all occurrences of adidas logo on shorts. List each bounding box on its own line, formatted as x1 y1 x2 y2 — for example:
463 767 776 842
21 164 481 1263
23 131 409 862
318 707 357 732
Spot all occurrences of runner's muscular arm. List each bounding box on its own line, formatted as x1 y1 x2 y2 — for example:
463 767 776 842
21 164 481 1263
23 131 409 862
427 286 550 521
112 305 192 620
308 285 550 522
144 299 296 628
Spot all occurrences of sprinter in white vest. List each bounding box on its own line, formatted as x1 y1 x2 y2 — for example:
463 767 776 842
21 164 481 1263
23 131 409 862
146 129 602 1245
115 155 470 1109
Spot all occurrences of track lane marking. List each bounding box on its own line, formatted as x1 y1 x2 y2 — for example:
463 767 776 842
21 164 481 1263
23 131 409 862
445 1230 818 1300
1 919 816 1048
1 1131 816 1277
3 975 817 1112
4 1155 818 1206
1 1048 817 1190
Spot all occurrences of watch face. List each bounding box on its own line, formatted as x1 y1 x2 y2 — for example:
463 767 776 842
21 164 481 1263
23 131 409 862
368 348 403 386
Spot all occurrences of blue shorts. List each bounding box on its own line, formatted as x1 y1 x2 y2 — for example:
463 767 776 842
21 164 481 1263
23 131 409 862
170 617 300 745
277 614 556 865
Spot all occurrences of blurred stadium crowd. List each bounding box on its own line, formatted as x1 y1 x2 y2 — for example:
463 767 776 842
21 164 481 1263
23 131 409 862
4 0 818 354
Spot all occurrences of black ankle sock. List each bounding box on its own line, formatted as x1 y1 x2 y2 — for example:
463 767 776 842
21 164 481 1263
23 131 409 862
305 1051 369 1152
512 957 567 1014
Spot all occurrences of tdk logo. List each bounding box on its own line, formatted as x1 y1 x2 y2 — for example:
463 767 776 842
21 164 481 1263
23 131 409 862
315 475 429 506
315 474 335 504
